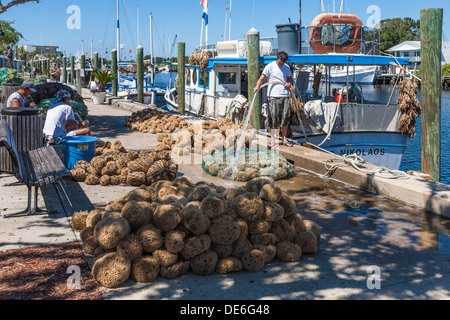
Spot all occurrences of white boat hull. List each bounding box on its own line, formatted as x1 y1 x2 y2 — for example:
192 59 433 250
294 131 407 170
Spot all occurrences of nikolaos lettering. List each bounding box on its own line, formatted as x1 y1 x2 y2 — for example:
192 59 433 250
340 148 385 157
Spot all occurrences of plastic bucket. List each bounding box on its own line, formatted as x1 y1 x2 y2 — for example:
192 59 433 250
61 136 98 170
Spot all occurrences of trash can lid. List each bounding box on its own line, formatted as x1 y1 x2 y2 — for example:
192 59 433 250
0 107 40 116
2 83 22 87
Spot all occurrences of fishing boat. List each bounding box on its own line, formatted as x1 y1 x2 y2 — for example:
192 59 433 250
165 3 413 170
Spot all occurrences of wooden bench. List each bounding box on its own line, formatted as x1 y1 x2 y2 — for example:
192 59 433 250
0 119 70 218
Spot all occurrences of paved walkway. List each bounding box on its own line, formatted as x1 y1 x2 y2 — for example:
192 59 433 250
1 99 450 300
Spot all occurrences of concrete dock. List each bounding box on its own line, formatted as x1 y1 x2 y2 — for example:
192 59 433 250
1 95 450 300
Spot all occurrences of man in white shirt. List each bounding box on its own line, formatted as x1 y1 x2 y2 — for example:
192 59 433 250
6 81 37 108
43 90 91 145
254 51 293 147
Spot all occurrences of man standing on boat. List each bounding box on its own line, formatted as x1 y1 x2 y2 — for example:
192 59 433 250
254 51 293 147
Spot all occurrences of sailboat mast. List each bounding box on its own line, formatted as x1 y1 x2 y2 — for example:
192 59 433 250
116 0 120 62
137 5 140 46
150 13 154 84
228 0 232 41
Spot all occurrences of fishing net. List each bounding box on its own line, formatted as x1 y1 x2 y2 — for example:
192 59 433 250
36 98 89 120
202 149 295 182
32 75 50 85
397 79 422 138
0 68 24 88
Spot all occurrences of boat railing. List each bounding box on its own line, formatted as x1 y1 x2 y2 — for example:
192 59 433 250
300 25 381 56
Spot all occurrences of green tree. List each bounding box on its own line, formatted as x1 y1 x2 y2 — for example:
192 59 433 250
0 20 23 52
380 18 420 53
443 63 450 77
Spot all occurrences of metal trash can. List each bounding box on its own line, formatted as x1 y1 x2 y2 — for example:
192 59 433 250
0 107 44 173
276 23 301 55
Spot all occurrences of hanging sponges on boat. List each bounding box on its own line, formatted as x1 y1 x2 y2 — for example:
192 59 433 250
397 79 422 138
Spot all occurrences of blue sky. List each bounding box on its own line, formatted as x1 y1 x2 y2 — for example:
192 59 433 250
3 0 450 60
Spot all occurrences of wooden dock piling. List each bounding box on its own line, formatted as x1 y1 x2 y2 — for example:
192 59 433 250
137 45 144 104
71 56 75 86
177 42 186 115
111 49 118 97
420 8 443 183
247 28 261 130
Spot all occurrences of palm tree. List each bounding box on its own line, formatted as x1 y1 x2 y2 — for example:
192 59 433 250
92 69 117 91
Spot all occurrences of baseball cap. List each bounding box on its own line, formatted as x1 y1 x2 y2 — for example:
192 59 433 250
22 81 37 93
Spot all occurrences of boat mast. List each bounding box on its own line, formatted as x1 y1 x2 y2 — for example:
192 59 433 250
150 13 154 84
137 5 140 46
116 0 120 62
116 0 120 87
299 0 302 54
228 0 232 41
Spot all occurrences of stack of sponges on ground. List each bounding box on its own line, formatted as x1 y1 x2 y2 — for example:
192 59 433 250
156 118 255 157
125 108 191 134
71 176 321 288
69 140 178 187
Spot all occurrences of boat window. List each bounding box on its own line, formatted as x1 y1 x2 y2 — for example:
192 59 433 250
186 68 191 86
199 70 210 88
192 69 198 85
218 72 237 84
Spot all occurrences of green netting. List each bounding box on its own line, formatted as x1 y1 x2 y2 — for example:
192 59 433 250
0 68 24 88
36 98 88 120
32 75 50 85
202 149 295 182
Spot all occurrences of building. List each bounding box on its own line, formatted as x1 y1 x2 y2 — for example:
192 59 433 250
387 41 450 72
18 45 63 58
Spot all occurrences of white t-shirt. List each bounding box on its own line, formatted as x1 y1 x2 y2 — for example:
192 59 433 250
263 61 292 98
6 92 26 108
43 103 76 138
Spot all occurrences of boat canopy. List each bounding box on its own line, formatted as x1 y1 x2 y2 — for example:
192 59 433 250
207 54 409 68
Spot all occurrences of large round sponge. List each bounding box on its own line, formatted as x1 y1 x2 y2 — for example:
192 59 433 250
130 256 160 283
92 252 131 288
94 217 131 250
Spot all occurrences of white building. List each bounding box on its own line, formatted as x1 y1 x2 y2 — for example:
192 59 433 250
387 41 450 72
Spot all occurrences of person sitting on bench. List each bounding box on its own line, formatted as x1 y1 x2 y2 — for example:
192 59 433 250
43 90 91 145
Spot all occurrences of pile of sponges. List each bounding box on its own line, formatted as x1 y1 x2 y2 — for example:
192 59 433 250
71 176 321 288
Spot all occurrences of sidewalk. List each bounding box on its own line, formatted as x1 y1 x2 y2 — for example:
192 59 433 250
1 98 449 300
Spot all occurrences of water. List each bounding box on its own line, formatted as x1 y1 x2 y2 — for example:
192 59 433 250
153 72 176 89
320 84 450 185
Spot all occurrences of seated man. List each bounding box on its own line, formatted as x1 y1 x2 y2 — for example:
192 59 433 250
43 90 91 145
6 81 37 108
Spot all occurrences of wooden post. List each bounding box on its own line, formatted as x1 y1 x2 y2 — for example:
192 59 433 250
177 42 186 115
420 8 443 182
247 28 261 130
137 45 144 103
80 54 86 87
111 49 118 97
71 56 75 85
93 51 99 70
62 56 67 84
